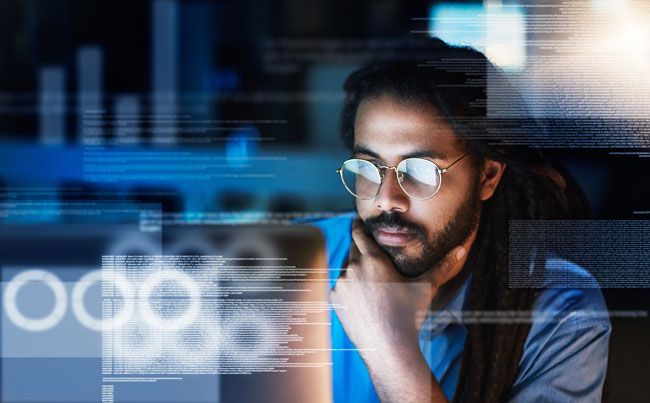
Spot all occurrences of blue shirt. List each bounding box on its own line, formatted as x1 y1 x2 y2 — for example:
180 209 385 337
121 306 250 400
309 213 611 402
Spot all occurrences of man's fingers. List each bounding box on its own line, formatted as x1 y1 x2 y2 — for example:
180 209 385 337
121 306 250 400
341 238 362 281
351 218 382 256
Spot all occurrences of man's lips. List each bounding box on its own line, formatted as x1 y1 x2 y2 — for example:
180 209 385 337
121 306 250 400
372 228 414 246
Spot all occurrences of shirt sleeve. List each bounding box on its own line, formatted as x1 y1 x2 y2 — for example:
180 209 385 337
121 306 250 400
505 275 612 403
507 321 611 403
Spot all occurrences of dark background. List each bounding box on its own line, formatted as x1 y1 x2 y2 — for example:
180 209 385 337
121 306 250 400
0 1 648 402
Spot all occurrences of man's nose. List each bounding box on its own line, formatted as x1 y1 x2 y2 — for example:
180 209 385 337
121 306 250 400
374 169 409 213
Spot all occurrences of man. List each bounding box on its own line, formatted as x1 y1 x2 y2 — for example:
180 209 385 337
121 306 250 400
310 38 610 402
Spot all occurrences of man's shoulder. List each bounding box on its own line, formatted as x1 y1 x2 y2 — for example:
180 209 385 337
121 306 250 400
305 212 355 233
302 212 355 251
299 213 354 280
510 257 611 399
533 257 610 329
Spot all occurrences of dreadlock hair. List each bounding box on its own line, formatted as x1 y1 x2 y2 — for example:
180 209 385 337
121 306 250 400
340 37 592 402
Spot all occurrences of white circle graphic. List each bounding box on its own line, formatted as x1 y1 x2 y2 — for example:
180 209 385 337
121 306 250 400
3 269 68 332
138 269 201 330
71 269 135 332
112 319 164 367
220 310 276 368
170 319 221 368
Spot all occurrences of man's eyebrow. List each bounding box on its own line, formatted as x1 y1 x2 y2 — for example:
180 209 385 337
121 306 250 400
352 145 381 159
353 145 446 161
402 150 447 160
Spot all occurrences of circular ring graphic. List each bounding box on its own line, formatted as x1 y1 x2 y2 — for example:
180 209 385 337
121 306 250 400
169 319 221 368
220 309 276 367
138 269 201 330
71 269 135 332
3 269 68 332
112 318 164 367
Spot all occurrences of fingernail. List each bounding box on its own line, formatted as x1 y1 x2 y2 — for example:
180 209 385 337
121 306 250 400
456 248 466 260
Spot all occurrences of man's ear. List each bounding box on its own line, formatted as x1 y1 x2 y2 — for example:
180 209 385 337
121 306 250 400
479 159 506 201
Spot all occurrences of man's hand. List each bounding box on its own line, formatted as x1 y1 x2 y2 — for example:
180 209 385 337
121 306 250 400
330 218 466 347
330 218 467 402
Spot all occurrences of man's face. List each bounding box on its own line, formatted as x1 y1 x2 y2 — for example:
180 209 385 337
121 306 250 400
353 95 482 278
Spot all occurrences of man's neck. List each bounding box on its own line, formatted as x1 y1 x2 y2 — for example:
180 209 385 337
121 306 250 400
428 228 477 312
429 261 471 312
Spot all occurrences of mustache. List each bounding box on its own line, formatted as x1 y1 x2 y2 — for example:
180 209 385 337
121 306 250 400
362 212 427 242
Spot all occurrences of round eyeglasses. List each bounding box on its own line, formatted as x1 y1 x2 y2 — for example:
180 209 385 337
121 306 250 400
336 153 468 200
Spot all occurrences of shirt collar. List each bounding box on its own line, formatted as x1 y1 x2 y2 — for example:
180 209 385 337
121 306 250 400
420 273 473 337
443 272 472 322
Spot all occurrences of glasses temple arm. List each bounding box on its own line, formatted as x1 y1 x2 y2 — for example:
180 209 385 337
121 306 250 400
440 153 468 173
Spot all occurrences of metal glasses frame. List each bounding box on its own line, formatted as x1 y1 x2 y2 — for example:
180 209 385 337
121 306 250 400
336 153 468 200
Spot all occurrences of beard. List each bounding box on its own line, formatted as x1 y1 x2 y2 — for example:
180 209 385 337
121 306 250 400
360 179 481 278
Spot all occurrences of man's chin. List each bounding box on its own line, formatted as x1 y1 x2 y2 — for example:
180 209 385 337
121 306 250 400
379 245 429 278
393 258 430 278
375 237 419 255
